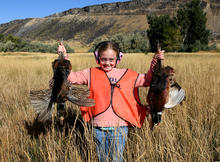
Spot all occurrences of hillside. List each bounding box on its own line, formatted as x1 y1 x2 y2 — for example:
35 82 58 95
0 0 219 46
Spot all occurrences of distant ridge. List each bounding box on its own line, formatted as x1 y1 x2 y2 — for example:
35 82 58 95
0 0 219 45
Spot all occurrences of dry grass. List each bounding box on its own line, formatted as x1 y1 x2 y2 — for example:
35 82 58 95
0 52 219 161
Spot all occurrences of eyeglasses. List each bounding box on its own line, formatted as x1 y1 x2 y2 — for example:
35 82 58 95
99 57 116 62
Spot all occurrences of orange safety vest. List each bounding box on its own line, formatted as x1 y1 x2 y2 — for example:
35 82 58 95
80 67 147 128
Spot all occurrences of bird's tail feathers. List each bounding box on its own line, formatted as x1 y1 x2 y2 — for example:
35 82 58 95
30 89 54 123
37 106 54 123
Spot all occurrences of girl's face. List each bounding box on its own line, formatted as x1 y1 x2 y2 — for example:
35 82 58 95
99 48 117 72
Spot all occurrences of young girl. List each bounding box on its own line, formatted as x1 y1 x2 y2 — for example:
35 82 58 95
57 41 164 161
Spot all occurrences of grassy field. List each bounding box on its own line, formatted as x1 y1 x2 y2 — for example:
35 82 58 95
0 52 219 161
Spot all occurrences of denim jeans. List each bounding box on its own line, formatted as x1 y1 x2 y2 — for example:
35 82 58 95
93 126 128 162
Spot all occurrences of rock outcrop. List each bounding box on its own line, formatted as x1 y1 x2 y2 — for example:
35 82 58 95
0 0 219 44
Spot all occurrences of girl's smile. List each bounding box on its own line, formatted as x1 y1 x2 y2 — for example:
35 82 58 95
99 49 117 72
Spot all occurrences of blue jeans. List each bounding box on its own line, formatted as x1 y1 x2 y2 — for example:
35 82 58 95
93 126 128 162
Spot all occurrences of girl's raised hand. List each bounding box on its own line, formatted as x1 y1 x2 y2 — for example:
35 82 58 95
57 41 67 54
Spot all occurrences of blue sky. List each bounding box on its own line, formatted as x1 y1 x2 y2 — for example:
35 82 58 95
0 0 130 24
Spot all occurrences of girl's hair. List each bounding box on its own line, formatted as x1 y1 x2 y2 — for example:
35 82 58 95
94 41 120 57
94 41 124 65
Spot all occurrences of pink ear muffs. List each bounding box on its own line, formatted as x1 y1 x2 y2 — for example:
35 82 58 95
94 51 100 64
94 51 123 65
117 52 123 65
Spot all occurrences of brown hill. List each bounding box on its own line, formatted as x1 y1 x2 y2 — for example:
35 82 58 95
0 0 219 47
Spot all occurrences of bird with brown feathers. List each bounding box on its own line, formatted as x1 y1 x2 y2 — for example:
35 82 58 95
147 43 185 130
30 51 95 123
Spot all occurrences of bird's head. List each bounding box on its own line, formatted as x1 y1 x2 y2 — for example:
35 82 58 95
52 59 72 80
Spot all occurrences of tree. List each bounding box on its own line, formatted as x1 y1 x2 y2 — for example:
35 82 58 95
162 25 182 52
147 15 182 52
176 0 210 51
4 41 16 52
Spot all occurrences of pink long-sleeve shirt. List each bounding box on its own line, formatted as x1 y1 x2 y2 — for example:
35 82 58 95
67 58 157 127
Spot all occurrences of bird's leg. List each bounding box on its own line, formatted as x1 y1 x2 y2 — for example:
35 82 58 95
57 103 65 126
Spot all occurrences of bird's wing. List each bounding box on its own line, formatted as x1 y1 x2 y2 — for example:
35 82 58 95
30 89 54 123
164 83 185 109
66 85 95 107
30 85 95 122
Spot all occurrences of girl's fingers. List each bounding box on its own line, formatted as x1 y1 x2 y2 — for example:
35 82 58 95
158 50 165 59
155 53 164 60
57 44 67 54
57 45 63 52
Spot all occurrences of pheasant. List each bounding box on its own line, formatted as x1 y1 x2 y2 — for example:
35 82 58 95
147 44 185 130
30 52 95 123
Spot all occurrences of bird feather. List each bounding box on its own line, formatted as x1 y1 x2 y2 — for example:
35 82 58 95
30 57 95 123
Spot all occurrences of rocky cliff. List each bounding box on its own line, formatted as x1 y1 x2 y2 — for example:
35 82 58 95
0 0 219 44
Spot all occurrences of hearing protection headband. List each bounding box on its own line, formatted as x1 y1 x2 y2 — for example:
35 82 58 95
93 41 123 65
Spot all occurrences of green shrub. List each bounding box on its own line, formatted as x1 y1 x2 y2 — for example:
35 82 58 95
63 43 75 53
179 40 219 52
4 41 16 52
0 34 74 53
89 32 150 53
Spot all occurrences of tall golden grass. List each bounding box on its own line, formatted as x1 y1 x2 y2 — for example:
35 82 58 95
0 52 219 161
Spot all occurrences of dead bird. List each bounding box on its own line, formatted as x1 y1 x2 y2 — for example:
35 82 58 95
147 43 185 130
147 65 174 112
30 52 95 123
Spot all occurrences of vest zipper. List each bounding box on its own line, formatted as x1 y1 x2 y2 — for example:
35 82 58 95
110 84 115 105
110 85 114 105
